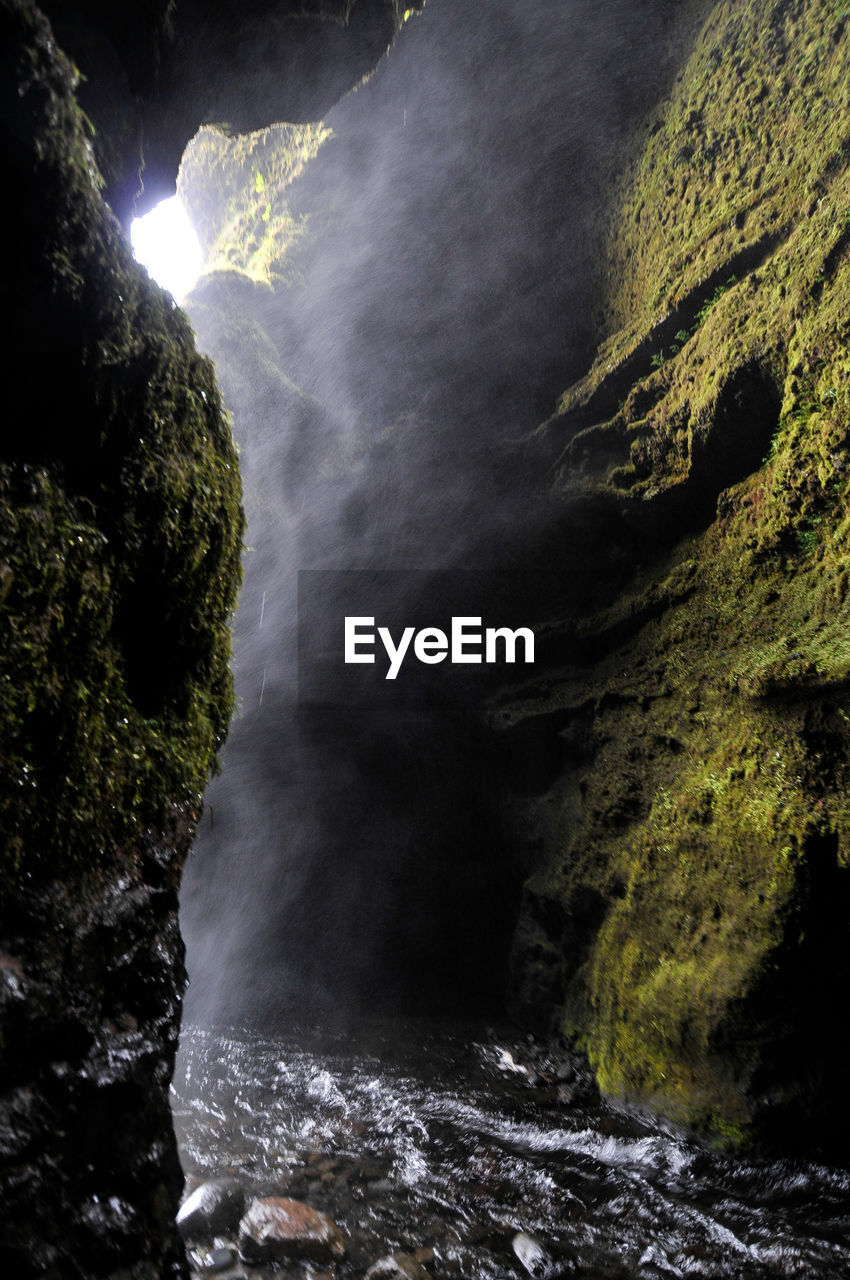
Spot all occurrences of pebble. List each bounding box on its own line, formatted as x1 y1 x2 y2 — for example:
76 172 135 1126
205 1246 237 1272
365 1252 432 1280
187 1243 237 1272
512 1232 551 1278
238 1196 346 1265
178 1179 246 1239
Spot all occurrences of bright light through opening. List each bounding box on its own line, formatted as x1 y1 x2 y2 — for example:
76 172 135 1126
130 196 203 302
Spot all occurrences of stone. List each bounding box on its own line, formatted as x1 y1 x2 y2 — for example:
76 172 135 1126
177 1179 246 1239
365 1253 432 1280
205 1245 238 1272
512 1232 551 1279
238 1197 346 1265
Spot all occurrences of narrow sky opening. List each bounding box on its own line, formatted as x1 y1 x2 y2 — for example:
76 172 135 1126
130 195 203 301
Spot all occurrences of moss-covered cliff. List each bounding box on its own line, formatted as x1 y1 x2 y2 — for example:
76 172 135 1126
0 1 243 1272
505 0 850 1150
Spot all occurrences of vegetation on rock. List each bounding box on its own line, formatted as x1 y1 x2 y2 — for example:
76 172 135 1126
0 1 242 1271
179 122 332 285
507 0 850 1150
0 0 244 892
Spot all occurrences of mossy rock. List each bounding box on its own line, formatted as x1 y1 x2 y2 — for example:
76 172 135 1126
507 0 850 1151
0 0 243 892
0 2 243 1271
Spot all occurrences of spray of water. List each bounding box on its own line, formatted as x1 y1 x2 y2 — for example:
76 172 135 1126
168 0 698 1027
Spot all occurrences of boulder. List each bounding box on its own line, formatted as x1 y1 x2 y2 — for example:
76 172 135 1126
238 1196 346 1265
177 1179 246 1239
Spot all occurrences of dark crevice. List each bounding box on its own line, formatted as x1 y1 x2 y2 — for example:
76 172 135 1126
729 831 850 1151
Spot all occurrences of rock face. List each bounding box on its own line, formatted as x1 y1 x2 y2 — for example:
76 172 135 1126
177 1179 246 1239
172 0 702 1026
503 0 850 1150
170 0 849 1152
0 2 242 1273
39 0 423 224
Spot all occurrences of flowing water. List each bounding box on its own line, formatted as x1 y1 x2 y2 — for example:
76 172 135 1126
172 1020 850 1279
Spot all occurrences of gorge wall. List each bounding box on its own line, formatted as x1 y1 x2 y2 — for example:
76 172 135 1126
503 0 850 1151
170 0 705 1025
172 0 850 1156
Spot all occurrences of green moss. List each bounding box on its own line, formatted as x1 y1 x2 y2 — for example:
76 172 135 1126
0 0 243 894
510 0 850 1146
178 122 332 286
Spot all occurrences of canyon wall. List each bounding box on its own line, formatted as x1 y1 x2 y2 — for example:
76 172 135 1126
504 0 850 1151
172 0 850 1152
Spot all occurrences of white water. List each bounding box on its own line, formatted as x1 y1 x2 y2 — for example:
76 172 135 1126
172 1020 850 1279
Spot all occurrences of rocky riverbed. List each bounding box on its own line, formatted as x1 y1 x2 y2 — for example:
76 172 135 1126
171 1020 850 1280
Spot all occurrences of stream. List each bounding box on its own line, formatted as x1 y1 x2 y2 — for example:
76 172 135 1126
172 1019 850 1280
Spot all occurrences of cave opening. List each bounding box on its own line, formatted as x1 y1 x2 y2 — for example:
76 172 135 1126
130 195 203 301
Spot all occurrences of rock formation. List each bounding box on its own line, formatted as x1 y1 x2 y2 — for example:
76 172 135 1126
503 0 850 1150
176 0 850 1152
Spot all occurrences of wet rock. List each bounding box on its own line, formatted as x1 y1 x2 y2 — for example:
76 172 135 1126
238 1196 346 1265
495 1048 535 1080
512 1232 551 1278
178 1179 246 1239
349 1157 388 1183
365 1253 431 1280
190 1268 253 1280
204 1245 238 1272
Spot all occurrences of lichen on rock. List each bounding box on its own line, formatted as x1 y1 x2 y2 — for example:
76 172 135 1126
178 120 333 285
0 0 243 890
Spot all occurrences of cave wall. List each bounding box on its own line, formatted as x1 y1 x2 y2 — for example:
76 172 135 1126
40 0 423 224
166 0 850 1153
503 0 850 1151
0 3 242 1272
166 0 709 1026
